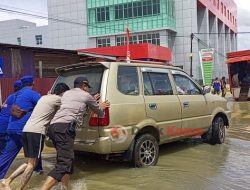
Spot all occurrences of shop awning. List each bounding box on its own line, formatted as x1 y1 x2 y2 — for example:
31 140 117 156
227 50 250 64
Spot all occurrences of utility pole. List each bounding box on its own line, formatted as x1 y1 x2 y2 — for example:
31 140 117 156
126 24 131 64
190 33 194 77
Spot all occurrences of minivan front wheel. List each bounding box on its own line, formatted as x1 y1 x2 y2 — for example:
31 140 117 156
132 134 159 167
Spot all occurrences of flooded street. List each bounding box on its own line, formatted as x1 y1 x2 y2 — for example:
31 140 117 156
6 99 250 190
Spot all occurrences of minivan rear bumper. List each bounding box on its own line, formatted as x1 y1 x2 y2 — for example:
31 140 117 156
74 137 112 154
45 137 112 154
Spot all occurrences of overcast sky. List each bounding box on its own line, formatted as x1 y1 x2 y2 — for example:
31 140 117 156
0 0 249 50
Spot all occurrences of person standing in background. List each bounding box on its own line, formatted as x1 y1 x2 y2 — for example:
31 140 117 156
213 77 221 95
220 76 227 98
232 73 239 87
211 79 215 94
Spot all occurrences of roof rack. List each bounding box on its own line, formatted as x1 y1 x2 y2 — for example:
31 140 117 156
119 59 172 66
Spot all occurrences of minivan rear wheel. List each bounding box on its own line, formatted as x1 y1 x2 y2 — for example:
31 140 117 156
132 134 159 167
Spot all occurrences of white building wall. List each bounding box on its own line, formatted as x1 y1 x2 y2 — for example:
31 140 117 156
174 0 200 80
0 19 49 48
218 21 226 79
48 0 88 50
21 26 49 48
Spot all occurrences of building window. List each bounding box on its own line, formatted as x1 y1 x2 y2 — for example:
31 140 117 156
213 0 216 6
221 3 223 13
96 7 110 22
224 6 226 16
97 38 111 47
116 32 160 46
115 0 160 20
17 37 21 45
35 35 43 45
217 0 219 10
227 10 229 20
116 36 125 46
167 0 175 18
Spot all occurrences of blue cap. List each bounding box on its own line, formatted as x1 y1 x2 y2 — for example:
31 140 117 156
20 75 33 83
14 80 22 88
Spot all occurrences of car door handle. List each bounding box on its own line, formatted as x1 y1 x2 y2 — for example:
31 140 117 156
149 103 157 110
183 102 190 108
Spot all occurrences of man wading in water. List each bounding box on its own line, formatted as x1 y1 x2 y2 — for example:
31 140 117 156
41 77 110 190
0 83 69 190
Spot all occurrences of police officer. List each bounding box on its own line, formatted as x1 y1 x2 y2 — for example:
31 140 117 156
41 77 110 190
0 80 22 155
0 76 41 180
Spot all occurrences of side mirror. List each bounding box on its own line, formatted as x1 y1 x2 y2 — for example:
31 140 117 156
203 85 211 94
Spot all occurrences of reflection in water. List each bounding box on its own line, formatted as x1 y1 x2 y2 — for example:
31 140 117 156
6 101 250 190
228 100 250 141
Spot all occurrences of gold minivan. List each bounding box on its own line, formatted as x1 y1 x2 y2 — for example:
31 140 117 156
47 62 231 167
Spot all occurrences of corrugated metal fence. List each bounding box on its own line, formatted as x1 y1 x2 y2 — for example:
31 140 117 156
0 77 56 102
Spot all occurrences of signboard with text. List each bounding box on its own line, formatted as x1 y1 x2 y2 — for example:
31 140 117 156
199 49 214 85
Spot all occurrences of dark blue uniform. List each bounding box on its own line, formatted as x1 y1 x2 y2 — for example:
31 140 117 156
0 85 41 179
0 94 15 152
7 86 41 133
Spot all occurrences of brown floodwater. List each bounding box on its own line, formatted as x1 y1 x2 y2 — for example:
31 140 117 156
5 98 250 190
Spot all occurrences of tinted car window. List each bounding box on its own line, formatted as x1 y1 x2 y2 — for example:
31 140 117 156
55 66 104 95
117 66 139 95
173 74 201 95
143 72 173 95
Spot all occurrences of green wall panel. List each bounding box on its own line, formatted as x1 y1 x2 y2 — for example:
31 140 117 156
87 0 176 36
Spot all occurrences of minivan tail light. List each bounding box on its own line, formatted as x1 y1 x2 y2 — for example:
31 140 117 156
89 108 110 126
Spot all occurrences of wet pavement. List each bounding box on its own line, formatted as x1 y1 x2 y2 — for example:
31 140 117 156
5 97 250 190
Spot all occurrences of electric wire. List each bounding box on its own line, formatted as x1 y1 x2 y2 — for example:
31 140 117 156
2 6 248 38
193 34 227 58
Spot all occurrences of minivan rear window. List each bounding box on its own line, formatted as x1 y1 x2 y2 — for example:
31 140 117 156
55 66 104 95
143 72 173 95
117 66 139 95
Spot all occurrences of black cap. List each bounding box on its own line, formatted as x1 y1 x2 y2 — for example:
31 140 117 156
74 77 91 88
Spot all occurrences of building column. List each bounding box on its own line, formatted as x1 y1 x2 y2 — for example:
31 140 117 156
217 21 226 79
231 31 236 52
160 30 168 47
209 14 219 78
235 33 238 51
197 7 210 48
196 7 210 82
224 26 232 78
225 26 231 53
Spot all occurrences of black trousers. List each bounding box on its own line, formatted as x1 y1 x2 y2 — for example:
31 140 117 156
47 123 76 182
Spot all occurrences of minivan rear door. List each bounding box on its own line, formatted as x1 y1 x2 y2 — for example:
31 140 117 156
54 63 108 144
